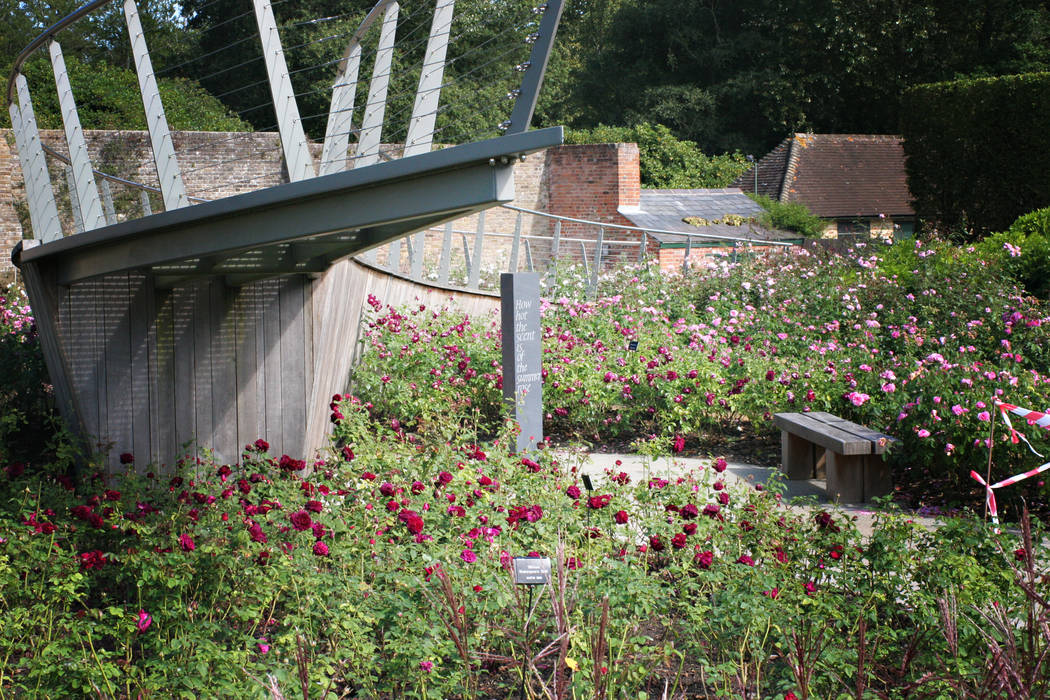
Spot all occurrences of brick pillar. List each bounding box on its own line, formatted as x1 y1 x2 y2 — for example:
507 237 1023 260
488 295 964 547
543 143 642 265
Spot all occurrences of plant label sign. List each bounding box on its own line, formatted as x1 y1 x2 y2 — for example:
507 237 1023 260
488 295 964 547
501 272 543 452
512 556 551 585
628 340 638 351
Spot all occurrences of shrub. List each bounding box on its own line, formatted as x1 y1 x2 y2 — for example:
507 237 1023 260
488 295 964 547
0 397 1046 697
973 207 1050 299
901 72 1050 239
565 122 750 188
0 283 55 463
355 241 1050 517
9 54 249 132
748 193 825 238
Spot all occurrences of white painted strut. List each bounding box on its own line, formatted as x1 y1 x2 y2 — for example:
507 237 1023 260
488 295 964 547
354 2 399 169
10 74 61 242
252 0 316 182
49 39 107 231
124 0 188 211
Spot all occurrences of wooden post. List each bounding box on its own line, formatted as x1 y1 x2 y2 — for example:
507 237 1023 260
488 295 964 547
826 452 865 503
781 430 814 480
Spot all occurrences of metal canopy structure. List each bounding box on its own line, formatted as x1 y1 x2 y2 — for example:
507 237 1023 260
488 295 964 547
14 128 560 286
8 0 566 469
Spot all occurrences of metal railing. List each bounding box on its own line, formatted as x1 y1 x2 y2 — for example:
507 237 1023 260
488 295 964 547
369 203 794 297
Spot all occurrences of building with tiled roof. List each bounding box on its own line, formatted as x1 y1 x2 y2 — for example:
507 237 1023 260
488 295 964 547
733 134 916 239
618 188 798 269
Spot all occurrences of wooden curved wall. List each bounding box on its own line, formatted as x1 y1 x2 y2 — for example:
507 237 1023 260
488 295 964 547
38 257 498 471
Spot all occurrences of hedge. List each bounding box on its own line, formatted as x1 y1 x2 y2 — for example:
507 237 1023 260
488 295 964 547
900 72 1050 239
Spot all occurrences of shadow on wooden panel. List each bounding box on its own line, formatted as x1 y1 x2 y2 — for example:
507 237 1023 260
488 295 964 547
37 258 501 473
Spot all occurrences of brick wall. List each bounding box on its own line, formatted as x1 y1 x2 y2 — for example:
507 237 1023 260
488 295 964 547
0 130 642 278
540 143 642 267
0 133 23 280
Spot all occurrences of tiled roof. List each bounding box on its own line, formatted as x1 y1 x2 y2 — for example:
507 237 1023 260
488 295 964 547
619 188 796 243
733 134 915 219
733 138 791 200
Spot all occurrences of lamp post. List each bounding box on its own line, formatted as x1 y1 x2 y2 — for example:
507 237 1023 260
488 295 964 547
747 154 757 193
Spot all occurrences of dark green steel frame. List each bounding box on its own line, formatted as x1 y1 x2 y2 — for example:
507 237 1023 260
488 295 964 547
15 127 563 285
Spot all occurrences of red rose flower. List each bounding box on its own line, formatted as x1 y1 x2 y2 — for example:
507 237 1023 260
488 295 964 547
289 510 312 531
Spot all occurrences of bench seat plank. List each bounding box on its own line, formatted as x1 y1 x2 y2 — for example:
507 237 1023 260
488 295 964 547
808 411 897 454
773 412 872 455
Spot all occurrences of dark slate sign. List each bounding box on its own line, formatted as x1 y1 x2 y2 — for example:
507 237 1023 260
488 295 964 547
501 272 543 452
512 556 552 585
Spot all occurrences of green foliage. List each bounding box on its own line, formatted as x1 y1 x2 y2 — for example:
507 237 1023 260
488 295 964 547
566 122 750 188
567 0 1050 154
901 72 1050 239
1 406 1048 696
967 207 1050 299
3 0 1050 153
9 54 249 132
748 193 825 238
0 284 55 463
356 239 1050 517
0 0 191 76
7 241 1050 695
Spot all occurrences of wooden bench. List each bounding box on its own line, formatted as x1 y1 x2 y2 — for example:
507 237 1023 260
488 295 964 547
773 411 897 503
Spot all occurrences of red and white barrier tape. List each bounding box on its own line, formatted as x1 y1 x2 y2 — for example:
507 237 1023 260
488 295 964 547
995 400 1050 457
971 462 1050 526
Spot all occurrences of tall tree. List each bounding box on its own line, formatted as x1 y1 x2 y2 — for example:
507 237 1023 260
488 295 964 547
570 0 1050 153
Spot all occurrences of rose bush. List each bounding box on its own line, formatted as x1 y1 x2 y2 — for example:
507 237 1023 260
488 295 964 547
353 238 1050 517
0 392 1046 697
3 230 1050 695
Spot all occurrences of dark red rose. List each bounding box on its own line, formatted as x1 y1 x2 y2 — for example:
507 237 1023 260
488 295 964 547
289 510 312 531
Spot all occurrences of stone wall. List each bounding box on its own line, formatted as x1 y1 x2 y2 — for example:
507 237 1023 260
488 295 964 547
0 130 640 278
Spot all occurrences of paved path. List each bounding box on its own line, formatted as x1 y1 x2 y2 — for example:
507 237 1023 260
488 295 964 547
558 451 940 536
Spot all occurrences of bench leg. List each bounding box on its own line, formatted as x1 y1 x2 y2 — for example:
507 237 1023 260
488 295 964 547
864 456 893 501
826 452 865 503
814 450 827 479
781 431 814 480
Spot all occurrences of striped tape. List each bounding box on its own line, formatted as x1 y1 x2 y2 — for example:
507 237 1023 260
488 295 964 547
995 400 1049 457
969 400 1050 528
971 462 1050 526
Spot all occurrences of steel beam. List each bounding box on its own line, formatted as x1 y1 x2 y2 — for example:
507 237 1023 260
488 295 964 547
506 0 565 133
10 75 61 242
252 0 316 182
124 0 188 211
21 128 563 285
49 39 106 231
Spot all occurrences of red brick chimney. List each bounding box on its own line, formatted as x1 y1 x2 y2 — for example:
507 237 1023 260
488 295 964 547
544 143 640 237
